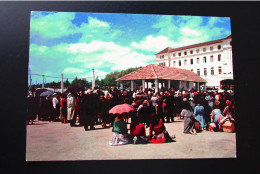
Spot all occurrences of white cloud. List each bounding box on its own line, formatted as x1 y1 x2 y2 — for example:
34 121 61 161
64 40 154 71
88 16 110 28
30 12 120 41
67 41 128 54
180 27 201 37
64 68 85 74
130 35 176 52
30 12 78 38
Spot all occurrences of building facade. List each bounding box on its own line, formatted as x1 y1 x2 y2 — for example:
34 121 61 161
156 35 233 90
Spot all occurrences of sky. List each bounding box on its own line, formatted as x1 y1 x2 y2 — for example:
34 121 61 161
29 11 231 85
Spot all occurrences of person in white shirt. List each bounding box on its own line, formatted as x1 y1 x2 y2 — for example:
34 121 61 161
52 93 60 121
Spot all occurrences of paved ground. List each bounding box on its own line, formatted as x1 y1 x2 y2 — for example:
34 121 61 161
26 118 236 161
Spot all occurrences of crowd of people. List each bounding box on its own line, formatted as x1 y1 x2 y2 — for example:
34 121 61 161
27 86 235 145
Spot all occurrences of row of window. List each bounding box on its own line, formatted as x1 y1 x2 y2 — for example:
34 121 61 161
159 55 164 59
172 45 222 58
157 63 223 76
173 54 221 66
159 62 166 66
191 67 222 76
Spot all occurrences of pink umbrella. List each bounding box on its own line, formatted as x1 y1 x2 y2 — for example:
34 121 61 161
109 104 135 115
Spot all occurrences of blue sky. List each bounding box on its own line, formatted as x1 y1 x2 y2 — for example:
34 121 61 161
29 11 231 84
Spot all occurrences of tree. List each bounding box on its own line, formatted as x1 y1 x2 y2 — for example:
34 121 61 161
64 79 70 88
99 66 142 87
71 77 90 87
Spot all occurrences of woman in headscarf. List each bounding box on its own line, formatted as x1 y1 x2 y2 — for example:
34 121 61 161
148 113 176 143
211 100 224 131
194 99 205 131
130 115 147 144
109 114 129 146
181 101 197 135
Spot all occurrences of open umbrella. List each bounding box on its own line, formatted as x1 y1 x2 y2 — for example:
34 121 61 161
35 88 48 96
40 90 53 96
109 103 135 115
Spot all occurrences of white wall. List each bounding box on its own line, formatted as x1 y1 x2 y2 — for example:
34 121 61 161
156 38 233 88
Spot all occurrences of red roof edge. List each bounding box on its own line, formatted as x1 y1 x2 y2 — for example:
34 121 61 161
155 35 231 55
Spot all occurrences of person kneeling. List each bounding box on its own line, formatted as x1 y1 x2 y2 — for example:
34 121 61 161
130 115 148 144
148 113 176 143
109 114 129 146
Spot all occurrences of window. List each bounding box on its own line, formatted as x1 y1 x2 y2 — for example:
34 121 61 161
179 52 181 56
204 68 207 75
184 51 187 55
218 66 222 74
203 48 206 52
190 50 193 54
160 55 164 59
230 41 232 46
197 69 200 76
179 60 181 66
196 49 200 53
218 54 221 61
210 55 214 62
190 58 193 65
210 46 213 51
184 59 187 65
196 57 199 64
211 67 214 75
203 56 207 63
173 61 176 67
218 45 221 50
173 53 176 57
159 62 165 66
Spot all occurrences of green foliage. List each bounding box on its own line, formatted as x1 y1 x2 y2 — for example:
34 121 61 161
29 66 142 89
71 77 90 87
63 79 70 88
100 66 142 87
45 81 60 88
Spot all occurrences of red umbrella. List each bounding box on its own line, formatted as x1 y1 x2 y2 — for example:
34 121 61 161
109 104 135 115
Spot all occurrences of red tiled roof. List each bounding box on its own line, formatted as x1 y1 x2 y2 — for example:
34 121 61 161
116 64 206 83
156 47 172 55
156 35 232 55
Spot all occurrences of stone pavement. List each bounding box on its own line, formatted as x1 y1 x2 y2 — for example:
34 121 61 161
26 118 236 161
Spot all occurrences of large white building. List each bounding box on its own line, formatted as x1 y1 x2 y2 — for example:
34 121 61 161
156 35 233 90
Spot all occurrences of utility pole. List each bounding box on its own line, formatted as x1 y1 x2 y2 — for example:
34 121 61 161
29 68 32 87
42 75 45 88
92 68 95 90
61 73 64 93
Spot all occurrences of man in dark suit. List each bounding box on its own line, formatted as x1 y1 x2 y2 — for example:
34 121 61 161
82 89 99 130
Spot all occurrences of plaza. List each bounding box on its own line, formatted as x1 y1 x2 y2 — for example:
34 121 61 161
26 118 236 161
